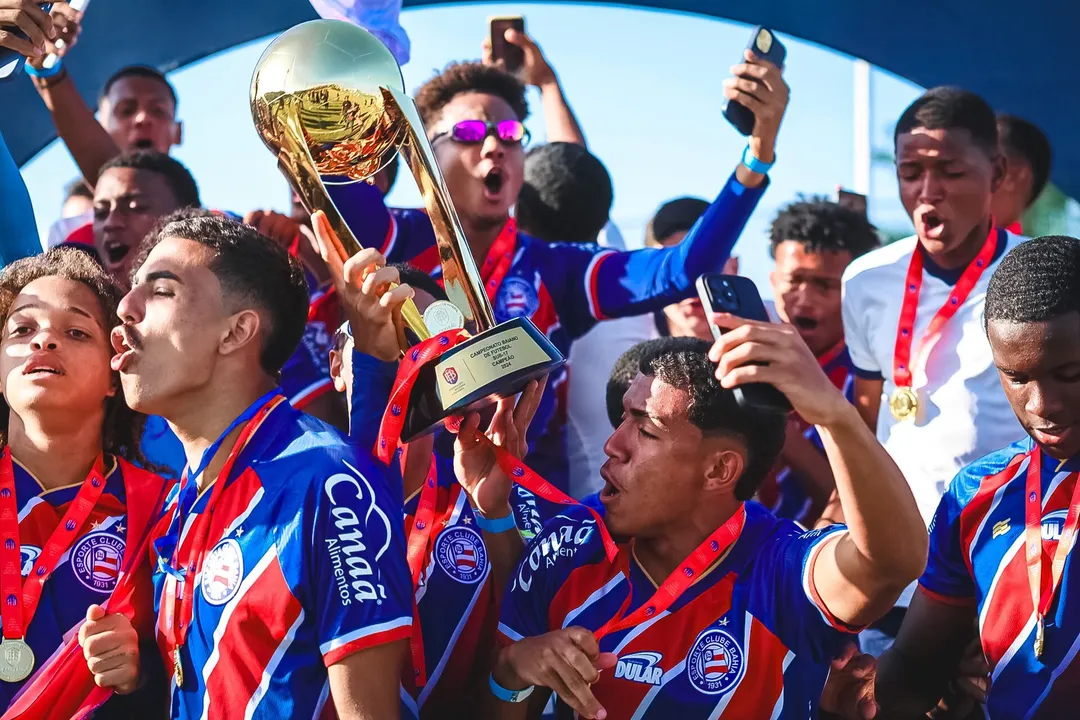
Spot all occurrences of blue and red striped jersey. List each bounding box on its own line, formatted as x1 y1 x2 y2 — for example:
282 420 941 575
498 502 854 718
330 173 766 492
921 437 1080 719
280 277 341 412
152 398 412 719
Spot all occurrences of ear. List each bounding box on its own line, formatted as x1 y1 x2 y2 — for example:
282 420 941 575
330 350 347 393
172 120 184 148
218 309 263 360
989 151 1007 195
701 442 747 496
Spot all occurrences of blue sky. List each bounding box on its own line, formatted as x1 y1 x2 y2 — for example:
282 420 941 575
20 2 925 294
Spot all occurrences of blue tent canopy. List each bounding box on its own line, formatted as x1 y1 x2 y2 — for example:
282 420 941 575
2 0 1075 197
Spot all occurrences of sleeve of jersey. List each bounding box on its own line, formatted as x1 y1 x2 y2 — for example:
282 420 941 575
347 351 398 455
0 130 42 265
840 271 882 379
312 453 413 666
918 474 977 605
550 171 766 339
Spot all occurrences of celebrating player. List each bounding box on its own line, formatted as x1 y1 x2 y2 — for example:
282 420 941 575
91 213 413 718
488 315 927 718
0 248 168 715
876 235 1080 717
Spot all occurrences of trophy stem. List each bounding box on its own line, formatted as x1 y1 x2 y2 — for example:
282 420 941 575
275 108 430 348
383 88 497 336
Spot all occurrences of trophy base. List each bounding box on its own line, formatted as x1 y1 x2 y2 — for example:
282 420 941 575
400 317 565 443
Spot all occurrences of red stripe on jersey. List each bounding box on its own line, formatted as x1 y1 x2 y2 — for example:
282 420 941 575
805 536 862 633
959 452 1027 576
323 622 412 667
585 251 615 321
548 559 623 631
530 284 560 339
202 468 263 548
203 554 302 719
379 215 398 256
711 615 790 717
291 381 335 410
410 245 442 276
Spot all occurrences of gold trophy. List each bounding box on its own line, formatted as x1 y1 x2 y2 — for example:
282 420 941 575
250 19 564 441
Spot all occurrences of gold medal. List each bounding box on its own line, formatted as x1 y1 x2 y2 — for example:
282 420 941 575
0 638 34 683
889 386 918 422
174 647 184 688
1035 616 1045 661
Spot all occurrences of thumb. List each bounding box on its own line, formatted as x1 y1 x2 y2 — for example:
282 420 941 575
504 28 529 48
85 604 106 623
594 652 618 671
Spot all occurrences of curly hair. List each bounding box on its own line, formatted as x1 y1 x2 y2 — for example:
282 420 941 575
769 196 880 259
985 235 1080 325
413 61 529 129
0 248 151 467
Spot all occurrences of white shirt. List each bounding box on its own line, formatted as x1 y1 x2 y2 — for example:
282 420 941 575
566 222 656 499
841 230 1027 526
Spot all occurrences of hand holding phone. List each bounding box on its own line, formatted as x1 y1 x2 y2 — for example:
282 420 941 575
0 1 53 80
722 26 787 137
488 16 525 75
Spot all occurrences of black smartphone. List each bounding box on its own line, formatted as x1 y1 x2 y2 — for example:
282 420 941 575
836 188 869 218
696 273 792 413
722 26 786 136
489 16 525 74
0 3 52 82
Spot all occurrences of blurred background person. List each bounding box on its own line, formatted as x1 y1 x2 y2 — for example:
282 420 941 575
991 113 1052 234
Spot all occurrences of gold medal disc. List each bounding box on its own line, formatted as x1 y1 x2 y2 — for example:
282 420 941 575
889 386 919 422
174 647 184 688
0 638 34 683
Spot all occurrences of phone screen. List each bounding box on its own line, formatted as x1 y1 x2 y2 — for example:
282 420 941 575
490 16 525 74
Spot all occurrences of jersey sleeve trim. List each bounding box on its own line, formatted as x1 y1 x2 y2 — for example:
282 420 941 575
584 249 617 321
379 213 399 256
321 615 413 666
853 367 884 381
290 379 335 410
802 531 864 634
498 622 525 643
916 584 977 607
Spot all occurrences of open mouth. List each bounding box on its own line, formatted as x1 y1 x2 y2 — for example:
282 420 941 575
922 211 945 239
103 240 132 265
483 168 504 196
793 316 819 331
132 138 155 150
110 325 140 372
600 481 621 501
24 366 62 377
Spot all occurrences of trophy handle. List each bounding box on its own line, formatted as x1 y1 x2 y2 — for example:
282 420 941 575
382 87 497 336
274 105 430 350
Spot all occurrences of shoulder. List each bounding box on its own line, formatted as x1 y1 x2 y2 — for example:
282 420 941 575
511 504 607 594
842 236 917 288
946 438 1031 507
521 232 609 263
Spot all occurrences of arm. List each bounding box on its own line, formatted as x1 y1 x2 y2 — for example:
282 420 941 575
328 639 407 720
709 314 926 628
853 376 883 432
876 592 975 718
31 69 120 188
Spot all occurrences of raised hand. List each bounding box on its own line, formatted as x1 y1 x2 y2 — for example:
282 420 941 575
0 0 61 58
482 28 557 88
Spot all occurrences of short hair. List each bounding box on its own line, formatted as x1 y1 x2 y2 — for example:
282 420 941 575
392 263 448 303
0 248 150 466
769 196 880 259
894 86 998 156
99 151 200 209
607 338 685 429
985 235 1080 326
646 197 710 247
99 65 178 110
639 338 787 501
64 178 93 202
998 114 1052 207
517 142 613 244
139 213 310 376
414 61 529 128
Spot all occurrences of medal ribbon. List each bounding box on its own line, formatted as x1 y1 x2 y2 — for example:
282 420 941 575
376 337 747 651
403 456 441 687
0 449 107 640
478 218 518 298
1024 449 1080 652
892 226 999 390
158 392 284 661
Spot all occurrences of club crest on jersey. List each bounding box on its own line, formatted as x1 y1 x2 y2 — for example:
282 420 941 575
443 367 460 385
71 532 125 593
435 525 488 584
19 546 41 577
495 277 539 321
201 538 244 605
614 651 663 686
1042 509 1070 541
687 625 745 696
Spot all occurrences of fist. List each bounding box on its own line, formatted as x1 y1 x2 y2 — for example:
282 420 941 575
78 604 140 694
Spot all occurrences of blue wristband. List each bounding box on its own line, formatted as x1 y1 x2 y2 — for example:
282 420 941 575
473 509 516 534
489 673 535 703
23 59 63 79
741 144 774 174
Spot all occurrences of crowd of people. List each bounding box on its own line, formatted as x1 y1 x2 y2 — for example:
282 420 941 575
0 1 1074 718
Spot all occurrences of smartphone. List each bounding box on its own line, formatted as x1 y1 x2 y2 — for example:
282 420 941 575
696 273 792 413
489 15 525 74
0 3 52 82
722 26 787 136
836 188 868 218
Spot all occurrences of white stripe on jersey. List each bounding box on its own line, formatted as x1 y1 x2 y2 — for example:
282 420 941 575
979 533 1024 643
967 460 1027 567
1025 627 1080 719
612 610 670 655
561 573 625 629
400 686 419 718
706 611 754 719
199 546 279 720
583 250 616 320
417 561 489 708
310 680 330 720
631 659 687 720
498 622 524 642
991 611 1036 685
800 528 845 628
244 609 306 720
768 651 796 720
415 491 468 606
17 497 44 523
319 615 412 657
